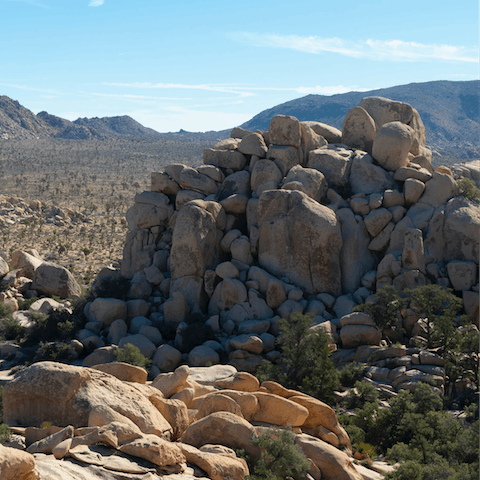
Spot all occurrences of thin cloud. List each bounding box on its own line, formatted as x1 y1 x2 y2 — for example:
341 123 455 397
104 82 364 98
88 0 104 6
0 83 64 95
104 82 256 98
238 32 479 63
80 91 194 101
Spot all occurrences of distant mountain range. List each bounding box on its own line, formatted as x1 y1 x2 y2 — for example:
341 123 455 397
241 80 480 158
0 80 478 158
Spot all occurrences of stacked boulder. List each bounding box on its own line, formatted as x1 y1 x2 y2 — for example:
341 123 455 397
0 361 392 480
80 96 478 379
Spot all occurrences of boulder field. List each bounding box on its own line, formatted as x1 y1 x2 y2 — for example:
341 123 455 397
0 361 395 480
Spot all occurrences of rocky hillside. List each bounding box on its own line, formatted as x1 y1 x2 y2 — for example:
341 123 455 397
240 80 480 159
0 96 478 479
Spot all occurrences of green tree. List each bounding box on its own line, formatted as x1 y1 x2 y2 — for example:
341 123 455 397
354 285 405 342
406 284 462 349
256 313 338 403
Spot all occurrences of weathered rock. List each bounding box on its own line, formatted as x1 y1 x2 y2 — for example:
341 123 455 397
252 391 309 426
269 115 302 148
179 166 219 195
152 344 183 372
10 250 43 279
27 425 74 454
364 208 393 238
3 362 173 439
349 153 395 195
258 189 342 296
170 200 224 282
340 325 381 348
251 159 283 194
419 172 459 208
337 208 375 294
372 121 414 172
178 442 249 480
342 106 376 153
238 132 268 157
203 148 247 171
91 362 147 384
282 165 327 203
446 260 477 291
180 411 260 458
307 146 351 187
188 345 220 367
151 171 180 195
443 197 480 263
31 262 81 298
152 365 190 398
118 334 156 359
126 199 173 231
88 298 127 327
295 433 362 480
302 121 342 143
404 178 426 204
267 145 301 176
402 228 425 273
0 444 38 480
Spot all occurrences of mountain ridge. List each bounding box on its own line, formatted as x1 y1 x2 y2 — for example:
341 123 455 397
240 80 480 158
0 79 479 157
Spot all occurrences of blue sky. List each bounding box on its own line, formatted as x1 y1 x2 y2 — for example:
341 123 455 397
1 0 478 132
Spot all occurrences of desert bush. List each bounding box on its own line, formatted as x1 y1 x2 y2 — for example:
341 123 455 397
256 313 338 403
457 178 480 202
115 343 151 371
338 362 367 387
34 341 74 362
0 316 26 342
241 427 310 480
0 302 13 319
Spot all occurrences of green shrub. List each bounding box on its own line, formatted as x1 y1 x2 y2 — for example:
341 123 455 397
256 313 338 403
0 423 11 444
457 178 480 202
244 428 310 480
115 343 151 371
0 303 13 319
339 362 367 387
16 296 39 311
345 380 379 409
0 316 26 342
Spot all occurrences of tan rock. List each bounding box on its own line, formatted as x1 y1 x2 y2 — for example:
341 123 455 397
342 106 376 153
252 391 309 427
295 433 363 480
340 325 381 348
214 371 260 392
372 121 414 172
289 395 351 449
419 172 459 208
307 146 352 187
10 250 43 280
31 262 81 299
152 365 190 398
148 396 189 440
3 362 173 439
267 145 302 176
180 411 260 458
0 444 38 480
303 121 342 144
170 200 224 282
269 115 302 148
88 404 142 432
238 132 268 157
91 362 147 384
178 442 249 480
258 189 342 296
203 148 247 171
119 433 186 467
26 425 74 454
151 171 180 195
195 393 244 420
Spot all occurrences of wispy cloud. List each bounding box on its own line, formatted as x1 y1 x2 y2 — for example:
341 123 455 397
238 32 479 63
0 83 64 95
79 91 193 101
88 0 104 6
103 82 364 98
104 82 256 98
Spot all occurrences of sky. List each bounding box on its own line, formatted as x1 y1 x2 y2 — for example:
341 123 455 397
0 0 479 133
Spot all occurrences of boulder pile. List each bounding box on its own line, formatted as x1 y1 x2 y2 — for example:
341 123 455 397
0 361 392 479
